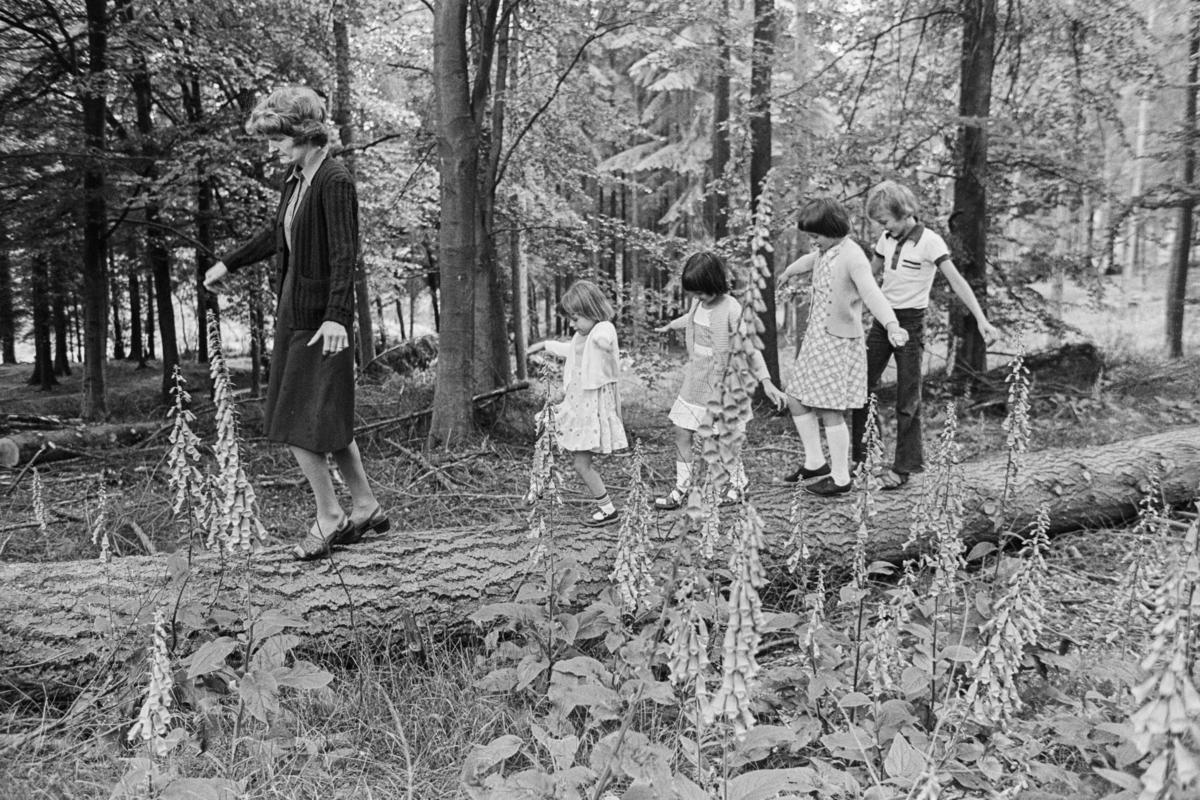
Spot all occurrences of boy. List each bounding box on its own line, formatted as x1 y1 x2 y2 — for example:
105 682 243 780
852 180 1000 489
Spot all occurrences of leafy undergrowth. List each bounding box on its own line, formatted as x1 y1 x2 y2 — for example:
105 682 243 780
1 344 1199 799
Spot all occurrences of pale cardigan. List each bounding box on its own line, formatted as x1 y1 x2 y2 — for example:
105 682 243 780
782 241 900 337
542 320 621 390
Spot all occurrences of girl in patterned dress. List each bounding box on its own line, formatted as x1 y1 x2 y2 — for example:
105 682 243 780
772 198 909 497
528 280 628 526
653 253 788 510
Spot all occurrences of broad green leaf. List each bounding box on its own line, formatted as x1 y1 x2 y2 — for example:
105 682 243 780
884 733 926 781
475 667 518 693
723 767 819 800
160 777 243 800
238 669 279 724
460 734 524 784
1094 767 1141 792
185 637 238 679
837 692 872 708
515 654 549 691
273 660 333 691
939 645 978 662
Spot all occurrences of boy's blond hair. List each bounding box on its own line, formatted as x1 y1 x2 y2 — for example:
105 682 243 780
866 180 919 221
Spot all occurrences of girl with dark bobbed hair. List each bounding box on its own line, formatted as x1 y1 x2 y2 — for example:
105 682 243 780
205 85 387 560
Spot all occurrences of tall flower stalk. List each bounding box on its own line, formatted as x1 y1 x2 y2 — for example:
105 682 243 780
128 607 175 757
611 441 655 610
167 365 207 546
207 324 265 554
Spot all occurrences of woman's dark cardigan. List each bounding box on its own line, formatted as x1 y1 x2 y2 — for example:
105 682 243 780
220 157 358 331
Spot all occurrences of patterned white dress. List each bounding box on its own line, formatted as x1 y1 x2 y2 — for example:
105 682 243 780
556 336 628 453
785 242 868 411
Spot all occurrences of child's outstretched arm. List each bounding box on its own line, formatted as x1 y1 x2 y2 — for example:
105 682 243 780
847 251 909 348
777 252 818 287
527 339 571 359
937 259 1001 343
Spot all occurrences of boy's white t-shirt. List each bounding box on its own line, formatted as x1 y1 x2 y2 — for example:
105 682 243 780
872 224 952 309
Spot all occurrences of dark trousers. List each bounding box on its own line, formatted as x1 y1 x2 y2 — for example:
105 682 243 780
851 308 925 474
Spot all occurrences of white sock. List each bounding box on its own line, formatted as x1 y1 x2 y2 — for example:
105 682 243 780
826 421 851 484
792 414 825 469
675 460 692 491
596 493 615 515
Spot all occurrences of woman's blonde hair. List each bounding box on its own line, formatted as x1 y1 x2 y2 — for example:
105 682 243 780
245 85 330 147
560 280 615 322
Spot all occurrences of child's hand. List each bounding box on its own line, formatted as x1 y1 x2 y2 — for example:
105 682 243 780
654 323 672 334
978 319 1001 344
886 323 909 348
527 341 546 356
762 381 788 410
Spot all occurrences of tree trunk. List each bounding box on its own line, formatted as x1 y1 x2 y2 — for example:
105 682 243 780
332 0 376 367
110 259 126 361
127 253 145 367
429 0 479 446
80 0 110 420
51 263 72 377
0 421 162 468
4 427 1198 697
1167 3 1198 359
949 0 997 384
473 0 511 397
749 0 780 384
504 1 529 382
707 0 731 242
28 254 57 389
0 217 16 364
145 270 156 361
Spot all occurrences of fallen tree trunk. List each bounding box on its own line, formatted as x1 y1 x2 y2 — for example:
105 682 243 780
0 422 163 468
1 426 1197 698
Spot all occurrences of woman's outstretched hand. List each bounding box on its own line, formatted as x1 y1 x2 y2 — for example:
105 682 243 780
203 262 229 292
307 321 350 356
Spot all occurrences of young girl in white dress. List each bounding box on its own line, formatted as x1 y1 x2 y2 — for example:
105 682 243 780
528 280 628 526
653 252 787 509
770 198 909 496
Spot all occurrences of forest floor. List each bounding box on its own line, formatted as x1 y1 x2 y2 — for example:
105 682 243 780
1 333 1199 798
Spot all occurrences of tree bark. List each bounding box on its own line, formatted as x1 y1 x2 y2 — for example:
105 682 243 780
0 217 16 364
429 0 479 446
949 0 997 384
80 0 110 420
332 0 376 367
127 252 145 367
707 0 731 242
750 0 780 385
51 262 72 377
1167 3 1198 359
3 427 1198 697
28 254 57 389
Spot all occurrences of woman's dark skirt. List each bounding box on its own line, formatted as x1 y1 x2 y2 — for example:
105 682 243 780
262 270 354 453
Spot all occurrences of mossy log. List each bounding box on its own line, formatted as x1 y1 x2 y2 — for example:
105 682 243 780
1 426 1198 699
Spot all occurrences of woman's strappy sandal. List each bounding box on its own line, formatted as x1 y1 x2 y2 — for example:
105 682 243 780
292 516 353 561
653 488 685 511
717 488 744 508
342 505 390 546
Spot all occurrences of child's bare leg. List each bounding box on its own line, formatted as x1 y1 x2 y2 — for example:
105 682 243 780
573 451 615 520
573 451 606 498
655 425 695 508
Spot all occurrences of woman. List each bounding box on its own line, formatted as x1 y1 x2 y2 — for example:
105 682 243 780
204 85 388 560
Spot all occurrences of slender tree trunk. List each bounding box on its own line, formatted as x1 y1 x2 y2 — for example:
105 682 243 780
127 254 145 367
707 0 732 242
749 0 780 384
110 256 126 361
249 276 263 397
504 2 529 381
949 0 997 385
52 263 72 376
1167 3 1199 359
332 0 376 366
145 271 156 361
375 295 388 349
472 0 510 396
80 0 110 419
395 296 407 341
0 218 16 364
430 0 479 445
28 254 57 389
